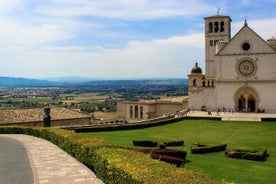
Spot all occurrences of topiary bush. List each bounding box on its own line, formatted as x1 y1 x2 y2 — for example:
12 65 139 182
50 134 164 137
225 148 268 161
133 139 184 147
191 143 227 154
132 140 157 147
137 148 187 167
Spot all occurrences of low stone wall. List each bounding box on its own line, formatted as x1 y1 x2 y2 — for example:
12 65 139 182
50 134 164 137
0 117 91 127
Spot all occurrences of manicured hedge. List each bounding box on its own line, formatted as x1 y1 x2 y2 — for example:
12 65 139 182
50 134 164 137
94 147 216 184
0 126 221 184
191 143 227 154
164 140 184 147
133 140 158 147
225 148 268 161
138 148 187 167
133 139 184 147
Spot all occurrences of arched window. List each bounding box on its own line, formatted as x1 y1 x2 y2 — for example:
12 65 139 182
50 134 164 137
220 21 224 32
134 105 138 118
140 106 143 119
214 22 219 32
193 79 199 87
209 22 213 33
130 106 133 118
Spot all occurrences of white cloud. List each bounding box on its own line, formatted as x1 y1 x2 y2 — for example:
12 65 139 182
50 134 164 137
38 0 214 20
0 0 275 79
232 18 276 40
0 33 204 79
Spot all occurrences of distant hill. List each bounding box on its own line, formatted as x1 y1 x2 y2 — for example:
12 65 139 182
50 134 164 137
43 76 100 83
0 76 54 87
0 76 188 87
85 78 188 86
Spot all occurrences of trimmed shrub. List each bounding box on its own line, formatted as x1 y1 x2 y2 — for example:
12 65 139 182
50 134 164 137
152 148 187 160
225 148 268 161
137 148 187 167
164 140 184 147
133 139 184 147
191 143 227 154
151 153 185 167
132 140 157 147
94 147 218 184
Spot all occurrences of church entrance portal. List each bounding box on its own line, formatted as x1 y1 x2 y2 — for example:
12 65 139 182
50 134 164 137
238 96 245 111
248 95 256 112
234 86 259 112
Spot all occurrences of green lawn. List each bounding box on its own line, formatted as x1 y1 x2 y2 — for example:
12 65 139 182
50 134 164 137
84 120 276 184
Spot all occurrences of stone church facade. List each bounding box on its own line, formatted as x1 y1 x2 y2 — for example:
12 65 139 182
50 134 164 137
188 14 276 113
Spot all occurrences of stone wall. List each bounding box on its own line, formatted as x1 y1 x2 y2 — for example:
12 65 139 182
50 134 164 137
0 117 91 127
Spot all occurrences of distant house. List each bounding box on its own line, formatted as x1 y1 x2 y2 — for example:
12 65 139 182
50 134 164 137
0 108 91 127
117 97 188 121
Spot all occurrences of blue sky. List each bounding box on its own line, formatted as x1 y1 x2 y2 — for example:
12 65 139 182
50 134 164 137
0 0 275 79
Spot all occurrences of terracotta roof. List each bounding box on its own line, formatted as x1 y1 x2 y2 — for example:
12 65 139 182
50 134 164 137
0 108 90 124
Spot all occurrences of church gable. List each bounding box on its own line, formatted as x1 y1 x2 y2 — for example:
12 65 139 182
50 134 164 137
218 22 275 55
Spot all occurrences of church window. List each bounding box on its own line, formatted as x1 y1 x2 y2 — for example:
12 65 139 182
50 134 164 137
220 21 225 32
242 42 251 51
203 81 206 87
130 106 133 118
193 79 199 87
134 105 138 118
209 22 213 33
210 40 213 46
214 22 219 32
214 40 219 46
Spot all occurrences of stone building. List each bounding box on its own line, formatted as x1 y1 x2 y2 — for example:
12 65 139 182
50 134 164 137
188 14 276 113
0 108 91 127
117 97 188 120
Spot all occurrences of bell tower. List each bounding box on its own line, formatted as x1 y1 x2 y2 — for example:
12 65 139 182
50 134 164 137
204 11 231 78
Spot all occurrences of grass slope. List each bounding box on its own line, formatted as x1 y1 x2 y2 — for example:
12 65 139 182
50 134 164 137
84 120 276 184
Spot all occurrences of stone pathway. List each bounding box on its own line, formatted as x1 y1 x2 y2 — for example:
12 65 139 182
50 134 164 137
0 134 104 184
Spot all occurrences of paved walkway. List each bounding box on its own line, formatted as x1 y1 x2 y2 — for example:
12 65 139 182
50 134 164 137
0 134 104 184
0 136 33 184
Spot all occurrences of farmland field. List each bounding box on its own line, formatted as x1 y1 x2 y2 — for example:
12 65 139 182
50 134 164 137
84 120 276 184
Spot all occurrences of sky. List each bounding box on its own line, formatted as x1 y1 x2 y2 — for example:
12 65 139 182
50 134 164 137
0 0 275 79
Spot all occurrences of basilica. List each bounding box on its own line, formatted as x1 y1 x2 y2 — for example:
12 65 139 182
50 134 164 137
188 14 276 113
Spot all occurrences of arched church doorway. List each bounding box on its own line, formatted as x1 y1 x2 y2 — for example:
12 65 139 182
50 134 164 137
248 95 256 112
238 95 245 111
234 86 259 112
